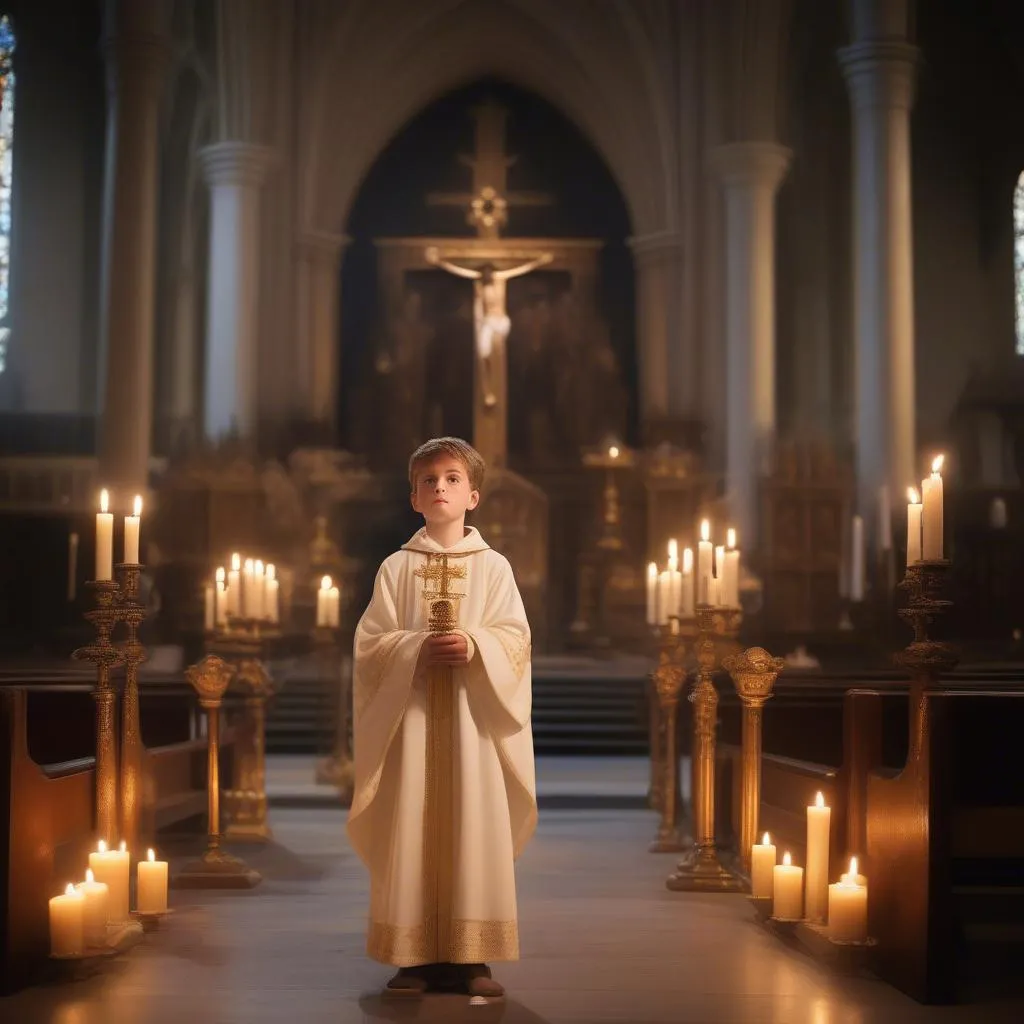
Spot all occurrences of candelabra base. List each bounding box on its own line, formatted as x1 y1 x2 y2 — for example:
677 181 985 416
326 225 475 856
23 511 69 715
665 845 745 892
172 847 262 889
648 826 687 854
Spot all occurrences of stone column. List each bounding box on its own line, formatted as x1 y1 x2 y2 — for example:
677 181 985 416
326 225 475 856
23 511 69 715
711 142 791 548
840 11 919 526
630 232 681 429
96 0 170 493
295 232 348 433
200 142 272 442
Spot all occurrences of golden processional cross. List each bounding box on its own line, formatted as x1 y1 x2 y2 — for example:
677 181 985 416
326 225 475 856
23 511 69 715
414 554 467 633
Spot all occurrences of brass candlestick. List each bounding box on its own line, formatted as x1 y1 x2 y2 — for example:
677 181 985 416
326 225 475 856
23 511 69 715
173 655 261 889
723 647 784 876
73 579 123 845
666 604 745 892
224 657 275 842
649 618 694 852
313 626 354 806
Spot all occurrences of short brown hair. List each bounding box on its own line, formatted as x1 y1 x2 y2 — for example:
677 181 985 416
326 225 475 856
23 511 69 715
408 437 486 491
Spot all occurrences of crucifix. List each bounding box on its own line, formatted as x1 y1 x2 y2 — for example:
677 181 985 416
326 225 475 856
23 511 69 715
414 553 468 634
424 100 555 469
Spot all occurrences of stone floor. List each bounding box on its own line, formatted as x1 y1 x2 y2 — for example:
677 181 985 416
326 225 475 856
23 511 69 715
2 764 1023 1023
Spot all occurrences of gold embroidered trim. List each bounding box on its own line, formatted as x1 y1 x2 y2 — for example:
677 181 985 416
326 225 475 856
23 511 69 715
367 917 520 966
497 630 531 680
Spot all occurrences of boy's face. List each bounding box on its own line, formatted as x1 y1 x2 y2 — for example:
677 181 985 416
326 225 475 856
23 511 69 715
411 456 479 527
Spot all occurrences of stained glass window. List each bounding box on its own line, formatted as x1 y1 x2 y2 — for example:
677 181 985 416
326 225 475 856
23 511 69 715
0 16 14 374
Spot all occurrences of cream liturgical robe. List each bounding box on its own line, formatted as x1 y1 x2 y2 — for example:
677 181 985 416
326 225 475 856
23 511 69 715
347 527 537 967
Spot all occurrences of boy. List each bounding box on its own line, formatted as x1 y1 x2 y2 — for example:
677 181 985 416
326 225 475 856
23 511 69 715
347 437 537 998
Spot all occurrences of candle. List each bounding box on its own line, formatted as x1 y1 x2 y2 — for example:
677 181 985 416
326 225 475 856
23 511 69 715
95 489 113 582
67 531 79 601
828 857 868 942
243 558 255 618
265 564 279 624
667 540 682 618
204 582 215 632
330 582 340 627
850 516 865 603
697 519 713 605
805 791 832 922
215 568 227 626
124 495 142 564
252 559 265 620
317 575 332 628
713 545 726 607
657 570 670 624
751 832 776 898
49 883 85 957
841 855 868 887
922 454 944 560
75 869 109 946
88 839 130 923
772 852 803 920
137 848 168 914
724 528 740 608
227 553 241 618
646 562 657 625
681 548 695 618
906 487 923 566
878 484 892 552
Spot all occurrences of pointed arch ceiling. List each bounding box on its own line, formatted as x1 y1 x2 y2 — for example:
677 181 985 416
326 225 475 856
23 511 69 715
301 0 677 239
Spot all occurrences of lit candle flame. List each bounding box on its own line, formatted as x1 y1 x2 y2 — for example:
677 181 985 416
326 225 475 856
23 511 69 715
647 562 657 581
321 575 332 591
762 832 770 845
608 445 620 459
727 528 737 550
231 553 241 571
815 791 825 808
783 851 792 866
148 848 155 862
908 487 920 505
99 489 109 514
668 538 678 561
932 454 944 474
97 839 107 853
254 559 264 575
132 495 142 517
700 519 710 543
848 856 858 876
119 841 126 853
683 548 693 574
216 567 225 583
65 883 76 897
86 869 94 883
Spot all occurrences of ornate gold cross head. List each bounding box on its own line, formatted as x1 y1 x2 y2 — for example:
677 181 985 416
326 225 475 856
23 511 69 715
414 554 467 633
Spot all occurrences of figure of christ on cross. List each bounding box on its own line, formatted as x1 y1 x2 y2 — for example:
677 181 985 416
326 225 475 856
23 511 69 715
425 246 553 411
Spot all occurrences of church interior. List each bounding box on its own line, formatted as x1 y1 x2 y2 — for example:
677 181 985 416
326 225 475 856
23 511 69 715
1 0 1024 1020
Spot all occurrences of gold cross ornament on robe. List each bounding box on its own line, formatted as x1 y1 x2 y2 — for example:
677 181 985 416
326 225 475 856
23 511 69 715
414 554 467 634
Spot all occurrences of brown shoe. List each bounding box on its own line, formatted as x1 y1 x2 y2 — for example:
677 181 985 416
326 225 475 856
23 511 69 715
464 963 505 998
385 967 428 995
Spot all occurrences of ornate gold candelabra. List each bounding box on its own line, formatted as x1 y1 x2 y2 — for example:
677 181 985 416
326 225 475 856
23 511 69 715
72 563 148 851
666 604 745 892
313 626 354 805
224 656 275 842
173 655 261 889
649 617 694 852
723 647 784 877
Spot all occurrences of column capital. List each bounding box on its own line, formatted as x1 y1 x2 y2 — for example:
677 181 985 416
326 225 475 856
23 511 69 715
839 40 919 112
200 142 275 189
709 142 792 193
297 231 351 266
628 230 681 267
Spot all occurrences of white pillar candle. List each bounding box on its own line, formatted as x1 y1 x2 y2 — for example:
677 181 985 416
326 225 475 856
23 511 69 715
88 839 130 923
657 570 669 624
49 883 85 957
681 548 695 618
252 559 265 620
850 516 865 603
805 791 832 923
697 519 713 605
667 541 682 619
724 528 740 608
204 583 215 631
751 832 776 898
227 553 241 618
773 852 803 920
137 848 168 914
95 489 113 582
877 484 892 551
317 576 331 628
265 564 279 624
124 495 142 564
921 454 944 560
67 531 79 602
828 874 868 943
646 562 658 625
75 869 109 946
906 487 922 565
330 584 341 627
242 558 255 618
215 568 227 627
714 545 726 607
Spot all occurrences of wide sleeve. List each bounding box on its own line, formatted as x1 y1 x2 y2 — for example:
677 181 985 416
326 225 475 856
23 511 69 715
347 559 427 846
462 553 532 737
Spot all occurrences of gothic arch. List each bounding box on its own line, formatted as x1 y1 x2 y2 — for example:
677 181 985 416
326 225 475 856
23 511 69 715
301 0 676 239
